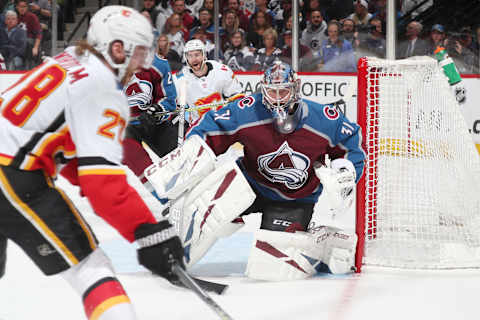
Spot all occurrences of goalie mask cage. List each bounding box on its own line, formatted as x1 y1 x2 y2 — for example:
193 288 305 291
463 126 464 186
355 56 480 272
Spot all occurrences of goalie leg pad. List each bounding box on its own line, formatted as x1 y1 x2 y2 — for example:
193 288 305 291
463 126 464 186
246 229 323 281
176 160 256 268
144 135 217 200
312 226 357 274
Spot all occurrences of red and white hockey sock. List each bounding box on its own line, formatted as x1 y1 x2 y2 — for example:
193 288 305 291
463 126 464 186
61 249 137 320
82 277 133 320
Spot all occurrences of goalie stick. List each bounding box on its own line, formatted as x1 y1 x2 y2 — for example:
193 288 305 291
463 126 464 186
170 272 229 295
172 262 234 320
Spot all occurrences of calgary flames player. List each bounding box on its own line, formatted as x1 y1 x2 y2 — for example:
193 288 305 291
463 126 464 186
175 39 245 125
0 6 184 320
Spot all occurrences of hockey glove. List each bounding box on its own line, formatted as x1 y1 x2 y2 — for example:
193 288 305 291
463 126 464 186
141 103 168 126
315 157 356 216
135 220 185 281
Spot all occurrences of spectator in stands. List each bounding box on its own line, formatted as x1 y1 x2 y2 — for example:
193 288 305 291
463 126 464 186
396 21 429 59
342 18 360 49
250 0 274 25
157 33 183 71
426 24 446 53
247 10 271 50
221 9 244 51
458 26 475 53
252 27 282 70
223 30 255 71
157 0 194 33
225 0 249 31
280 30 317 71
189 7 219 42
357 16 386 58
15 0 42 69
164 12 187 57
317 21 356 72
172 0 194 29
300 9 327 54
303 0 323 22
202 0 213 12
2 10 26 70
141 0 160 28
445 27 476 74
347 0 372 28
29 0 52 52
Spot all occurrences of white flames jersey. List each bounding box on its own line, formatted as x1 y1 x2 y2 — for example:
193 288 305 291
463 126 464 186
0 46 128 177
174 60 244 123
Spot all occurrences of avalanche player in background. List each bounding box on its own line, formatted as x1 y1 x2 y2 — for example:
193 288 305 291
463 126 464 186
122 35 183 200
148 61 366 281
175 39 245 125
0 6 184 320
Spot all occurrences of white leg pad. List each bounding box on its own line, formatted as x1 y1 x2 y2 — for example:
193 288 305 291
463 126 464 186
246 227 357 281
319 227 357 274
246 229 322 281
175 160 256 268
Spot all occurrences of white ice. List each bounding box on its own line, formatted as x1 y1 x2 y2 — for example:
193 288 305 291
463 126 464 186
1 175 480 320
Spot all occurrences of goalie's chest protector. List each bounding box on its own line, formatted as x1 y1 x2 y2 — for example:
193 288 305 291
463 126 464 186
200 95 349 201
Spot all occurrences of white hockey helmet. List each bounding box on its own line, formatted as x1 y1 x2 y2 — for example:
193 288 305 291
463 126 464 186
87 5 154 79
183 39 206 69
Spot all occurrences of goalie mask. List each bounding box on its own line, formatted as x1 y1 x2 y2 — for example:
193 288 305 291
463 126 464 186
261 61 302 134
87 5 154 80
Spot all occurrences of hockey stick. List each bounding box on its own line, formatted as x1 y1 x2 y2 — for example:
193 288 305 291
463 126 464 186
170 272 229 295
172 262 234 320
177 78 187 146
155 101 227 118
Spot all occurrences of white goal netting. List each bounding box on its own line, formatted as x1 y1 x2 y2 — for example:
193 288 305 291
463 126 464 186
356 56 480 269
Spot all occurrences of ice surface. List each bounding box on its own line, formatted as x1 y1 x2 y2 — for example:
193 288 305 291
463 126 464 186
1 177 480 320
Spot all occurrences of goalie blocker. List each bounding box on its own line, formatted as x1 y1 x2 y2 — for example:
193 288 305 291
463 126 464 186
145 135 256 267
145 136 358 280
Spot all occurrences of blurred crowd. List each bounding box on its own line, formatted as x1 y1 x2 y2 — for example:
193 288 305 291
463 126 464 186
1 0 479 73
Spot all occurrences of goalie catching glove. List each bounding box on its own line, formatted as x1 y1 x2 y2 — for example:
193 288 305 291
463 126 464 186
315 156 356 216
135 220 185 281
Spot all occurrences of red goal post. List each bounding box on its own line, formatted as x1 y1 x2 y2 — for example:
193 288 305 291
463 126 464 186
355 56 480 272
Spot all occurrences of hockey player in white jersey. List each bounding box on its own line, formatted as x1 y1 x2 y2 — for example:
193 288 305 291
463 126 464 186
0 6 185 320
174 39 245 124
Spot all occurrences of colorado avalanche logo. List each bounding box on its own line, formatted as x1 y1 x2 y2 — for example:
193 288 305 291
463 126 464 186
257 141 310 190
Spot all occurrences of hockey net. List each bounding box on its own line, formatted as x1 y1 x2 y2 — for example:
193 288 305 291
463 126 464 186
355 56 480 271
